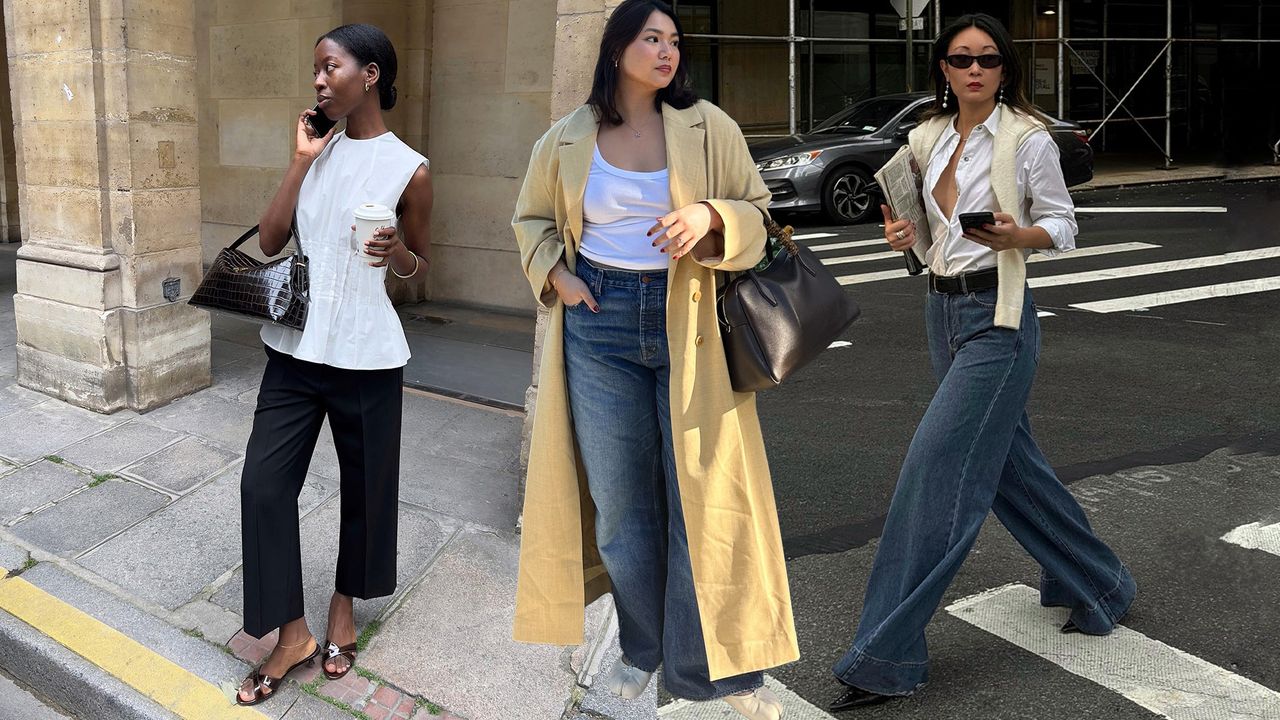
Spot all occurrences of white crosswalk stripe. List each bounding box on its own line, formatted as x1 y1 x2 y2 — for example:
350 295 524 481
829 242 1163 285
1029 247 1280 288
1221 521 1280 556
802 224 1280 315
1071 277 1280 313
947 583 1280 719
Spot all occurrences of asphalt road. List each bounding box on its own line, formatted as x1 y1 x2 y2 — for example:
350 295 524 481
750 179 1280 718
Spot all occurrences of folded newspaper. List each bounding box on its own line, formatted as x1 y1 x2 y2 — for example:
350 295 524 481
874 145 932 267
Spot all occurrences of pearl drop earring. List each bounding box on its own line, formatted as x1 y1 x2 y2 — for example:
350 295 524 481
942 82 950 109
998 85 1004 106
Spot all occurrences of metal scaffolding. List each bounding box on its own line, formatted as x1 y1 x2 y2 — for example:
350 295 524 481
677 1 1279 163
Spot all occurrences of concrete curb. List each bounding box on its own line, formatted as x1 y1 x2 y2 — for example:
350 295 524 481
0 607 174 720
1077 165 1280 192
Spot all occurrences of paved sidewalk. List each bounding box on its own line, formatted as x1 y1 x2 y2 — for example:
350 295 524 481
1081 155 1280 190
0 245 644 720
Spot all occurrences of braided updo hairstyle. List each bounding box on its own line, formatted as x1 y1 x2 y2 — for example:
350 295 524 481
318 24 399 111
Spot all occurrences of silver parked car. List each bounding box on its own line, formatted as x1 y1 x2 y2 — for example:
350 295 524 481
750 92 1094 224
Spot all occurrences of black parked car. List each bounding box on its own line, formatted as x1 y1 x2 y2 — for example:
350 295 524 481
749 92 1093 225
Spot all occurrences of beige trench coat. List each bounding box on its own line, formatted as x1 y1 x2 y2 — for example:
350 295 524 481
510 100 800 680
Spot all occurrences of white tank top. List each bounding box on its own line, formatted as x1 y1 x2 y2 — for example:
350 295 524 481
578 146 671 271
261 131 428 369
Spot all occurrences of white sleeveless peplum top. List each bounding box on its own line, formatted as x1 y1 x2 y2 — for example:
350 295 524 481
261 131 428 370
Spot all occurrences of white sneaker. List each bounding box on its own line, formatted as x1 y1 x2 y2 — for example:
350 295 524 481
723 686 783 720
601 656 653 700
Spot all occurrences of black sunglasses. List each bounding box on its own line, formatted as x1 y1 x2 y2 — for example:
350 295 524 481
945 53 1003 69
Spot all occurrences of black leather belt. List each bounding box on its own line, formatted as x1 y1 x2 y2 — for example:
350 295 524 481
930 267 999 295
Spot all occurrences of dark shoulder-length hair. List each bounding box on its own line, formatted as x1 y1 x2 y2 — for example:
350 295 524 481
586 0 698 125
921 13 1049 127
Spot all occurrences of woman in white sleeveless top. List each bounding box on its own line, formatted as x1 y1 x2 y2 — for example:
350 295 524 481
236 24 431 706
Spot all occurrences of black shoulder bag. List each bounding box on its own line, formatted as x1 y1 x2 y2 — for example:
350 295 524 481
189 216 309 330
716 218 860 392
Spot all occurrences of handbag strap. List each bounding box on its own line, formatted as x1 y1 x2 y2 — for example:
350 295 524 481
228 212 303 254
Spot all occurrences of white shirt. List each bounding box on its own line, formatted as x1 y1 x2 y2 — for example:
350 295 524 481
578 146 672 271
923 107 1077 276
261 131 428 369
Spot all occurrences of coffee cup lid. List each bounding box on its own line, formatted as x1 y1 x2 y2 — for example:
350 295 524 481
353 203 395 221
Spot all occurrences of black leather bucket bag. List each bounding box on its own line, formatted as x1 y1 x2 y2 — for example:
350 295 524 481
717 218 860 392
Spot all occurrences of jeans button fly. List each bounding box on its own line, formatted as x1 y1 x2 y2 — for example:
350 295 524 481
641 275 651 284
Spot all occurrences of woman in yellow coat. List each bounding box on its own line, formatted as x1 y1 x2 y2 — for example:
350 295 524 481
510 1 798 716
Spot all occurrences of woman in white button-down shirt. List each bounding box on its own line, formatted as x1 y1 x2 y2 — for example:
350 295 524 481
828 14 1135 711
235 24 431 707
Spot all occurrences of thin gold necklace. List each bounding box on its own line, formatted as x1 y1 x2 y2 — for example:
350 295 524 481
622 114 655 139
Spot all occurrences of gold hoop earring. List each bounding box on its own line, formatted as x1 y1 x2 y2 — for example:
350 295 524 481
364 83 370 92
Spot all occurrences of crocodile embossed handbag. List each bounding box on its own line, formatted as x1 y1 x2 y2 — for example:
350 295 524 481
189 217 309 330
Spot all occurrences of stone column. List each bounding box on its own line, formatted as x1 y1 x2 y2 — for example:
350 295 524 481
518 0 618 508
4 0 209 413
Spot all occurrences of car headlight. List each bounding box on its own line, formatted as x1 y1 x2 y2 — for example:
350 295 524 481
755 150 823 172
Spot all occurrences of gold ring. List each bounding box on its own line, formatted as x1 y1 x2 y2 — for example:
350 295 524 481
895 229 906 241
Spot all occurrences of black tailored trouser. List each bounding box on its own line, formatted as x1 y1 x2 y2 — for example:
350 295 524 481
241 345 402 639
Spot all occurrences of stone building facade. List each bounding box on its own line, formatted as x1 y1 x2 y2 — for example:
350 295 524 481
1 0 578 413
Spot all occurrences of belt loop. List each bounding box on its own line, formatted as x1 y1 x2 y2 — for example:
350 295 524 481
958 274 968 294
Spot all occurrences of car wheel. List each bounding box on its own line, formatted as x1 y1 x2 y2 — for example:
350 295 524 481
822 166 876 225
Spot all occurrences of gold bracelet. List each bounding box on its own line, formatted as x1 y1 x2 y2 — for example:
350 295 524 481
392 250 420 279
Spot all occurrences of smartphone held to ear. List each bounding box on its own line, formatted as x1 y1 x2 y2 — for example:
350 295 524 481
958 211 995 233
306 105 338 137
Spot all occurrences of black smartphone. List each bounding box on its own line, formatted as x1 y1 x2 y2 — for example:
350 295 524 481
306 105 338 137
958 211 995 232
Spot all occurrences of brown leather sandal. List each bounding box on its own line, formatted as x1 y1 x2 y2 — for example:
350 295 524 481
236 640 320 707
321 639 358 680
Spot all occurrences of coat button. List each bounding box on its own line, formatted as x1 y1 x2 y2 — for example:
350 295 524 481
695 335 704 346
692 290 702 302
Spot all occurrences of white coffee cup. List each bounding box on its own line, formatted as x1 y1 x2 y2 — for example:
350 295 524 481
352 203 396 261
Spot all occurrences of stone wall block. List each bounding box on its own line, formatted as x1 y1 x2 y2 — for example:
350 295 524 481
13 294 123 367
200 165 285 225
430 174 523 252
119 303 211 411
209 20 299 98
549 11 603 117
16 345 128 414
427 245 528 312
10 121 101 188
14 259 121 311
429 92 549 179
125 52 200 123
8 52 98 125
217 0 294 25
217 99 296 169
4 0 93 57
129 188 203 254
505 0 556 94
129 122 201 190
118 245 204 309
432 1 507 94
291 0 340 18
19 185 108 249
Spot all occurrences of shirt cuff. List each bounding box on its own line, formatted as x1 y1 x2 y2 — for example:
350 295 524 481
1032 217 1074 258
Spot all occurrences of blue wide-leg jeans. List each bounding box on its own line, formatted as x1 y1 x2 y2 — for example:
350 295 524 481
832 285 1136 696
563 257 763 701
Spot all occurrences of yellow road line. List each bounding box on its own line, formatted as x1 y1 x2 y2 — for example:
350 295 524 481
0 568 264 719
